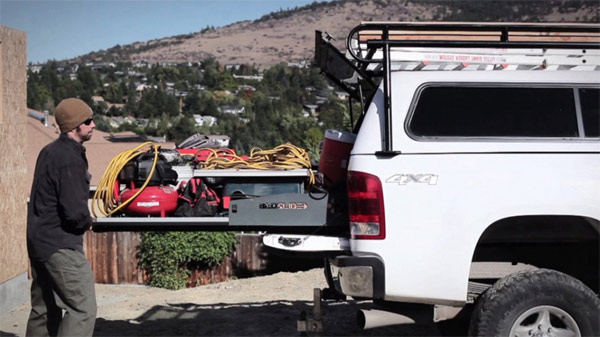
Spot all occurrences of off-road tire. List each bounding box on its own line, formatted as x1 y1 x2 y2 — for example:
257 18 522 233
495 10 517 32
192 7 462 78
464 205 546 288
469 269 599 337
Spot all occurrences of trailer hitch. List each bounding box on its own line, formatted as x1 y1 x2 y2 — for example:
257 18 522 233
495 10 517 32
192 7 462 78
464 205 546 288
297 288 323 336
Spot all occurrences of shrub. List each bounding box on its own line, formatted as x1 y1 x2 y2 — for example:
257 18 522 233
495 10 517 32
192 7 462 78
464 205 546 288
138 231 238 290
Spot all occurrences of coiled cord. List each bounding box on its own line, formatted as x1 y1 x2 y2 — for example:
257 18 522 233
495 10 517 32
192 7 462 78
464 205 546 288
198 143 315 185
92 142 160 217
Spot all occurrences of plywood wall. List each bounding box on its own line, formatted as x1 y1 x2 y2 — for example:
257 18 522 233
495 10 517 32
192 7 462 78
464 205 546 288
0 26 28 283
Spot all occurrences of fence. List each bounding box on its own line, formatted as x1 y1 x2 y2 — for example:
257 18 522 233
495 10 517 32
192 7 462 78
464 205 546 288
83 232 268 286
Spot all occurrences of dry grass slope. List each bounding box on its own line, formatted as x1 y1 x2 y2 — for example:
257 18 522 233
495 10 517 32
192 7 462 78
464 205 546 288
78 0 599 68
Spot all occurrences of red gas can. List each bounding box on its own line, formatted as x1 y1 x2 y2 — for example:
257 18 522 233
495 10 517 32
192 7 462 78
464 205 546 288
318 129 356 187
119 186 179 217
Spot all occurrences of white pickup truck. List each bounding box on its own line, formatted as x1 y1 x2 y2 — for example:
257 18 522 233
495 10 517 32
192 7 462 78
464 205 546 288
305 22 600 336
93 22 600 337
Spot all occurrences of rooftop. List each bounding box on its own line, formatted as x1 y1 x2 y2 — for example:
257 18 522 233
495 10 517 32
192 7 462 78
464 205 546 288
27 110 175 187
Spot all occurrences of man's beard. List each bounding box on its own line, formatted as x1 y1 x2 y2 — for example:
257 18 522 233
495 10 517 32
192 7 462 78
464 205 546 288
75 126 93 142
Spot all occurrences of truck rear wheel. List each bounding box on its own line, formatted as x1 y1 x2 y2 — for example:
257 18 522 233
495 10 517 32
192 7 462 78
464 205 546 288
468 269 599 337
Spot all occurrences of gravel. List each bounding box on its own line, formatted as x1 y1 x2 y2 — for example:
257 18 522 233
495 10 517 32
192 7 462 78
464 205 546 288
1 268 453 336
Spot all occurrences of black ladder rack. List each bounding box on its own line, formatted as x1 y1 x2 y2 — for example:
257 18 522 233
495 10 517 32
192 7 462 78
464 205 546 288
344 22 600 154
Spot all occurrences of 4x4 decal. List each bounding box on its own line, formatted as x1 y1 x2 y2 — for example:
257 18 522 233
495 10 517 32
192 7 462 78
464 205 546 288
386 174 438 185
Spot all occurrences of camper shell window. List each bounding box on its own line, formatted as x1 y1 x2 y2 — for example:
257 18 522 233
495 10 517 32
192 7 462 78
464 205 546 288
407 86 600 139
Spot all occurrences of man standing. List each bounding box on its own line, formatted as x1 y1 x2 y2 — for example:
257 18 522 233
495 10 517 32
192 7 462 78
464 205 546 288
26 98 97 337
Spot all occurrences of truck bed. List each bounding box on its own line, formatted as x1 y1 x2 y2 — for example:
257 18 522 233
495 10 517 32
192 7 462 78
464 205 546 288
91 168 348 236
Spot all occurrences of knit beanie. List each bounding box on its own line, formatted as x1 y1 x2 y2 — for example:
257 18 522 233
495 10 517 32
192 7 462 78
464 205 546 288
55 98 93 133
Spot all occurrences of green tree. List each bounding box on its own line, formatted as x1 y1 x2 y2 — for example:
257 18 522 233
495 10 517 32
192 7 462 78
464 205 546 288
77 65 100 96
107 105 123 117
39 62 61 101
318 96 349 131
27 70 53 110
182 89 202 116
305 126 324 164
166 116 197 144
202 57 220 89
93 115 113 133
154 113 172 137
92 100 108 115
104 83 124 103
125 80 138 116
198 91 219 116
117 122 143 134
217 71 237 91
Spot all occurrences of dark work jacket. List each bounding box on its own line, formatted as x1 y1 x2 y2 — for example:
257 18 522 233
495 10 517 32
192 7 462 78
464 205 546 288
27 133 92 262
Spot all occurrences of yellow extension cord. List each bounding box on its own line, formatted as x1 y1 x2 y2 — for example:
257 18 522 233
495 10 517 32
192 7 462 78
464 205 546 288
92 142 160 217
92 142 314 217
199 143 315 185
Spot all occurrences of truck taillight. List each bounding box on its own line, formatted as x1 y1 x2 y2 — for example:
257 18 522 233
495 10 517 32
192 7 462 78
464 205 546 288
347 171 385 240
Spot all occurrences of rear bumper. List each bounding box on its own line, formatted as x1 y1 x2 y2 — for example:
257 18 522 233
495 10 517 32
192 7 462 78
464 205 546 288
328 255 385 299
262 234 349 252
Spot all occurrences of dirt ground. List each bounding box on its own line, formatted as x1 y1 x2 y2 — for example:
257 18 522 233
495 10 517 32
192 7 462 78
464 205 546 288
0 268 461 337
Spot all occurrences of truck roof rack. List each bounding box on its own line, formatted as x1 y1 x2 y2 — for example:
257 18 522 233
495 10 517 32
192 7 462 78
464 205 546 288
314 22 600 154
349 22 600 73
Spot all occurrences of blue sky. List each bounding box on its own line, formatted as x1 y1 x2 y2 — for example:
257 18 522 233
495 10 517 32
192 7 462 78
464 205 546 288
0 0 326 64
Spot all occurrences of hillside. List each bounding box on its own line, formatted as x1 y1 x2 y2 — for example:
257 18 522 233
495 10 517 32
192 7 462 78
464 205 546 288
77 0 600 68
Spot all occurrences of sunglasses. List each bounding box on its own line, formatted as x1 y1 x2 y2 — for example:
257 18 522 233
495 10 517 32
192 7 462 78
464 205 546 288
82 117 94 126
